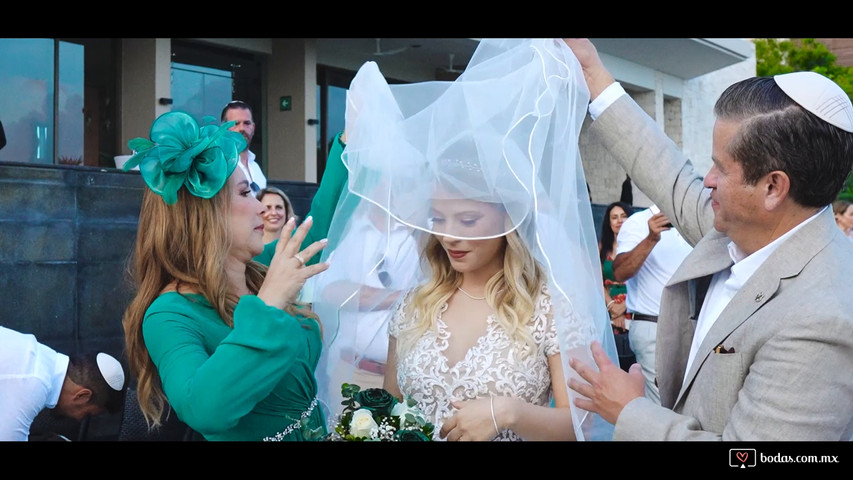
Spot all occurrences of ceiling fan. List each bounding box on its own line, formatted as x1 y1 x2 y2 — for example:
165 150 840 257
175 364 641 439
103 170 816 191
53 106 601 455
435 53 466 80
438 53 465 74
371 38 418 56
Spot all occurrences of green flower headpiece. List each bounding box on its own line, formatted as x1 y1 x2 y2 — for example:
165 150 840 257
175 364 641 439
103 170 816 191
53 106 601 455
123 111 247 205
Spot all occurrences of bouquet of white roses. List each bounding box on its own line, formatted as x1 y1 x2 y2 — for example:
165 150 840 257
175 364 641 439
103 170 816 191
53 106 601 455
325 383 434 441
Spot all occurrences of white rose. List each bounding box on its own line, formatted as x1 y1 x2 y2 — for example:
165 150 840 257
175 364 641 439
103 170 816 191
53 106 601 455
349 409 379 438
392 400 424 428
391 401 412 418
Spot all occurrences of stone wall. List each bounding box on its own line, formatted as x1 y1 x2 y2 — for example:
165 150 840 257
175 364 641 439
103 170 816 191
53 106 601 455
0 163 319 359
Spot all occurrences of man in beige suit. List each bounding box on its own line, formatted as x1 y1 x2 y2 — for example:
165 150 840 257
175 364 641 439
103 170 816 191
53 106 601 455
564 38 853 440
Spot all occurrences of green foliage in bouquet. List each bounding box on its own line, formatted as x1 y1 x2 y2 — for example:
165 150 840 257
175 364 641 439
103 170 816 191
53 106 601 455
325 383 434 441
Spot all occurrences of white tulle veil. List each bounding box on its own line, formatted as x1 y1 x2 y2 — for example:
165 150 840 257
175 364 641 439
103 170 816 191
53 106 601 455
312 38 618 441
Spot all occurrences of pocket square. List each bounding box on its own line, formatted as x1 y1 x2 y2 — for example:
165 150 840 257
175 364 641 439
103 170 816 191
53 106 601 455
713 344 735 354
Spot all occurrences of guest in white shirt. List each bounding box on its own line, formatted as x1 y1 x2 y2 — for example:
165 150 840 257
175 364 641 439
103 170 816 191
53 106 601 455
314 202 420 414
221 100 267 195
0 326 126 441
613 205 692 404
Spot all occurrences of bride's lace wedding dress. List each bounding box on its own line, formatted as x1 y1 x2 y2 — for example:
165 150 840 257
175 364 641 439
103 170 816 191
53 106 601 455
388 283 558 441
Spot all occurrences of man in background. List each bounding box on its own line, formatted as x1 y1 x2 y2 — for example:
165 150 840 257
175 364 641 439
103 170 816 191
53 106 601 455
613 205 692 404
0 326 126 441
221 100 267 195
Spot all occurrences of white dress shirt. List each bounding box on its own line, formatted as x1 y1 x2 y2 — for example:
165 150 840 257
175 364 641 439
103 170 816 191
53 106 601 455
616 207 692 316
0 326 69 441
237 150 267 194
683 207 826 379
324 217 420 362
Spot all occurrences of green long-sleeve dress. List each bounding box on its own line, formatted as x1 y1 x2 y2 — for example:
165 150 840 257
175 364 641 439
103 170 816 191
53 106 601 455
142 133 348 441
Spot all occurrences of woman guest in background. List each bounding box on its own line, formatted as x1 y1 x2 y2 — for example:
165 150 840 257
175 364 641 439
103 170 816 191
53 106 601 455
599 201 635 372
314 39 617 442
122 112 348 441
599 202 633 333
258 186 297 244
832 199 853 240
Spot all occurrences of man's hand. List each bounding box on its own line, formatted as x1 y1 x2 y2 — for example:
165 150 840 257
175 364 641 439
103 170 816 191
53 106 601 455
647 212 673 242
568 340 645 425
562 39 615 100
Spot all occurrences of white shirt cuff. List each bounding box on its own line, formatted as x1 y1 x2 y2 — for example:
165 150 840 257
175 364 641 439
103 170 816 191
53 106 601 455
588 82 627 121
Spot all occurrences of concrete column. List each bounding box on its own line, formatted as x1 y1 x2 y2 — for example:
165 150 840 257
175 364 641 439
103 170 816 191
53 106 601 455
267 38 317 183
118 38 171 155
655 72 665 128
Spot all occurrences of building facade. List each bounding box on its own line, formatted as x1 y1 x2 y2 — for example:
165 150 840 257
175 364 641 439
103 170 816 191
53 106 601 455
0 36 755 440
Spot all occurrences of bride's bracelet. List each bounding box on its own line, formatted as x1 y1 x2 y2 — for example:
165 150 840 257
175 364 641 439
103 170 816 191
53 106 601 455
490 395 500 436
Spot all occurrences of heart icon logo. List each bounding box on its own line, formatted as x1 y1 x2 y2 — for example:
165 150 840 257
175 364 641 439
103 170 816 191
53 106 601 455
736 452 748 463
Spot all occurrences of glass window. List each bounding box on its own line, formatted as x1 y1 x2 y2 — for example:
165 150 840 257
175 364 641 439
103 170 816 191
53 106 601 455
0 38 55 164
171 62 233 124
57 41 84 166
171 40 263 170
327 85 347 149
0 38 111 167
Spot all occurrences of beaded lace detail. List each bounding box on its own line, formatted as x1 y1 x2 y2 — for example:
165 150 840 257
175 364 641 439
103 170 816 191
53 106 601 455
389 283 558 441
262 396 319 441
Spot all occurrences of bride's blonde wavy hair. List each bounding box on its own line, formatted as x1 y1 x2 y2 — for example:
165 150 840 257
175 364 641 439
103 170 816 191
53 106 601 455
395 228 545 360
122 183 317 429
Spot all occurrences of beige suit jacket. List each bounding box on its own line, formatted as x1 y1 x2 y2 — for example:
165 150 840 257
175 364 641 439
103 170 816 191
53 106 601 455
589 94 853 440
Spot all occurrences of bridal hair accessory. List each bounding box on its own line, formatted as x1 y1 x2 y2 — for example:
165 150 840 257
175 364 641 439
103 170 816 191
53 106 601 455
96 353 125 391
123 111 246 204
774 71 853 132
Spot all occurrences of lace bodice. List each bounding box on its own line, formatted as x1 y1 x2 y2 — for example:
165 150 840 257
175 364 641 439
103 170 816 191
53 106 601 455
388 284 558 441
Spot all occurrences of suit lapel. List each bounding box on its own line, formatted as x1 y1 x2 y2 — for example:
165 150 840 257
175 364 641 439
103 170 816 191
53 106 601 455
668 230 731 285
674 208 837 404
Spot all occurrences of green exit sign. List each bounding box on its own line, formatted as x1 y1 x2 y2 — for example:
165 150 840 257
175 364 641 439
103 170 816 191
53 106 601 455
279 96 292 111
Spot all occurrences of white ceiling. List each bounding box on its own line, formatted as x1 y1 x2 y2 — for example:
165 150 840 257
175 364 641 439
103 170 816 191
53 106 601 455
315 38 753 84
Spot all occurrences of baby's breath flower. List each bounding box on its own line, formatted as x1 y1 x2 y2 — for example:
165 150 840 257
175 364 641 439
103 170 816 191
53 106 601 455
325 383 435 441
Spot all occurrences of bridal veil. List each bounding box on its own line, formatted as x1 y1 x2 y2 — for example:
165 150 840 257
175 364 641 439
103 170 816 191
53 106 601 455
312 38 618 441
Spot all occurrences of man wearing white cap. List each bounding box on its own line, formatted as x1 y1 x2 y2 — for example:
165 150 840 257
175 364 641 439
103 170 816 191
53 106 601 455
563 39 853 441
0 326 126 441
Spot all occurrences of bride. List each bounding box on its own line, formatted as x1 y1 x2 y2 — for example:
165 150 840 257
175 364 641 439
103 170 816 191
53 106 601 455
385 190 571 441
312 38 618 441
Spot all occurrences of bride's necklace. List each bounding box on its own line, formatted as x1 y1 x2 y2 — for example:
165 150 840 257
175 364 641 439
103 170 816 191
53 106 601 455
457 286 486 301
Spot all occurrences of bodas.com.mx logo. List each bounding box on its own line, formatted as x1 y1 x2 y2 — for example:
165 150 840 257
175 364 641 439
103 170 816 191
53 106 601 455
729 448 757 468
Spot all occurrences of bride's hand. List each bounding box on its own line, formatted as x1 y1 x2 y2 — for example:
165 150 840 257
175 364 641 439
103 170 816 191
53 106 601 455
439 398 499 441
257 216 329 310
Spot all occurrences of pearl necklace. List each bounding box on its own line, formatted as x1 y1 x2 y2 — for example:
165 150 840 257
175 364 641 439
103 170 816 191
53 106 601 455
457 286 486 301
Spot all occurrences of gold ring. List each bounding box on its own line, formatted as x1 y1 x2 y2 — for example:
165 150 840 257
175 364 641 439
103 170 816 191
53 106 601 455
293 253 305 266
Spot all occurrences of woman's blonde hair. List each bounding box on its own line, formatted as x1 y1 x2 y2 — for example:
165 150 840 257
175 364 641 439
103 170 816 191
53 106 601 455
258 186 297 222
395 228 545 359
122 181 316 428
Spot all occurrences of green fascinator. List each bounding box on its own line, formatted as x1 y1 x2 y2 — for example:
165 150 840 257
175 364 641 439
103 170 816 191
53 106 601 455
123 111 247 205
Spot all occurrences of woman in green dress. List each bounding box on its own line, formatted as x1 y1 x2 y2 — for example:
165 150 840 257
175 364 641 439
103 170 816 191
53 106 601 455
599 201 634 371
599 201 633 330
122 112 348 441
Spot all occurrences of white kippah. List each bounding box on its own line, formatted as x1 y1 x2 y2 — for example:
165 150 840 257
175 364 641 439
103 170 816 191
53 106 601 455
774 71 853 132
96 352 125 391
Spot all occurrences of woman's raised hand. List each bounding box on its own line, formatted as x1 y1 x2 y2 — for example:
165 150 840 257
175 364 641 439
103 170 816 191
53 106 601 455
257 216 329 310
